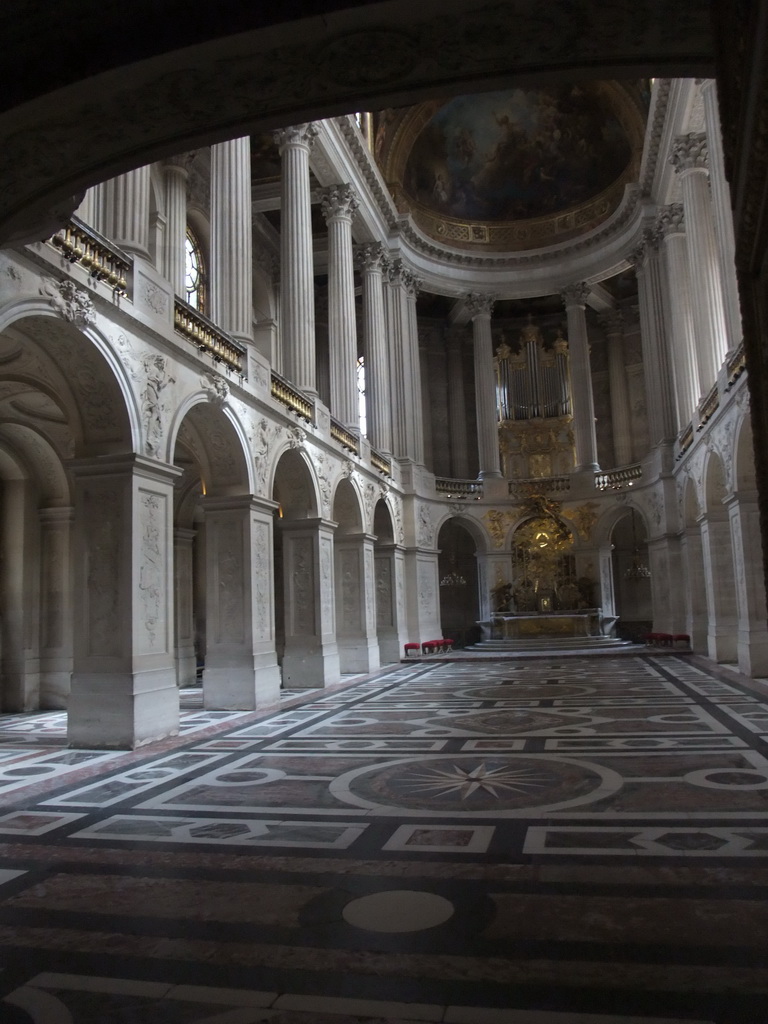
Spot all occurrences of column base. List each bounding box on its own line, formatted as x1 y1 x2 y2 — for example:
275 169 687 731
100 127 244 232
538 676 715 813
40 663 72 710
67 668 180 749
707 628 738 664
203 656 281 710
175 643 198 688
737 630 768 677
282 640 340 689
338 637 380 675
378 629 408 664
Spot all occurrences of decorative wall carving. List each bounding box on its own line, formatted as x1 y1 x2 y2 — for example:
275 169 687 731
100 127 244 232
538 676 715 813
136 353 175 458
290 536 314 635
375 556 393 629
215 518 244 644
252 519 271 642
138 491 165 652
416 502 435 547
201 371 229 408
41 278 96 327
86 484 120 657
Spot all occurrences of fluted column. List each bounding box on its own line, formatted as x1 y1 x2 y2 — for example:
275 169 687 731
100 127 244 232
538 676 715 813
163 156 191 299
405 274 425 465
385 259 423 463
560 284 600 472
466 293 501 479
275 123 319 394
657 203 700 428
104 167 150 257
446 328 470 478
700 79 743 353
671 133 729 393
598 309 633 467
356 242 391 453
631 231 679 446
321 183 360 429
210 137 252 342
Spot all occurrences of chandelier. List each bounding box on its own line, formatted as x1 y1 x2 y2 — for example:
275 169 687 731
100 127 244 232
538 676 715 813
440 570 467 588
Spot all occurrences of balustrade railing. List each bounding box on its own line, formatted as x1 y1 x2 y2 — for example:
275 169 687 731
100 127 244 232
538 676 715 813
508 475 571 496
174 298 247 375
436 478 483 498
270 371 314 421
595 464 642 490
678 422 694 458
49 216 130 294
330 417 360 454
726 342 746 388
370 448 392 476
698 382 720 427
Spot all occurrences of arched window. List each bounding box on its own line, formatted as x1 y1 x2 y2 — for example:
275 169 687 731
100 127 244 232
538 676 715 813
184 229 206 312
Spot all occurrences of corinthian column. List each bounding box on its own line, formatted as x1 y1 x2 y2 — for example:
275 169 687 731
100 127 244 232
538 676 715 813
656 203 700 428
210 137 252 342
275 123 319 394
385 259 423 464
466 293 501 479
700 79 743 353
356 242 391 453
671 133 729 393
560 284 600 472
104 167 151 258
631 230 678 446
446 328 470 478
597 309 633 466
321 183 360 429
163 155 192 299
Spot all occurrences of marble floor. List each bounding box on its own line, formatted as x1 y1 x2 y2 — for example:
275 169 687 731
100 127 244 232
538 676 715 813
1 653 767 1023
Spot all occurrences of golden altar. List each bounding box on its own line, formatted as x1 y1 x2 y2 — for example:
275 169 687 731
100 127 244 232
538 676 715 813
490 611 601 639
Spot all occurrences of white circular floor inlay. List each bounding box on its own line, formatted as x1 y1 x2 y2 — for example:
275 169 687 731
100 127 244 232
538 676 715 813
342 889 454 932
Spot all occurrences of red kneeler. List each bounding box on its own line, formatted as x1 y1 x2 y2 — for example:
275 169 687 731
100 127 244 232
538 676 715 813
404 643 420 657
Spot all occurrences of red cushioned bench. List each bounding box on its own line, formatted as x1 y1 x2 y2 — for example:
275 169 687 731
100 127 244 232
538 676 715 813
404 642 420 657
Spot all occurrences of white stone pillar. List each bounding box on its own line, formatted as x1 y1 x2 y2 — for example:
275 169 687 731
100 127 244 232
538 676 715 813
700 79 743 353
163 156 191 299
648 535 685 634
404 549 442 645
68 455 182 749
321 183 360 430
280 518 339 688
725 491 768 676
375 543 408 663
357 242 391 453
466 293 501 479
446 329 470 478
631 231 679 446
657 204 700 429
174 527 197 688
386 259 423 463
671 133 729 394
202 495 281 709
561 284 600 472
598 310 633 467
275 123 319 394
38 507 73 710
104 167 151 258
680 527 709 653
699 512 738 663
210 137 252 343
335 532 380 673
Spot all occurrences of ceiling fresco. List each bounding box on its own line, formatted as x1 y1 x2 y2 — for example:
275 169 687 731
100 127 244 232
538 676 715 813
376 82 646 252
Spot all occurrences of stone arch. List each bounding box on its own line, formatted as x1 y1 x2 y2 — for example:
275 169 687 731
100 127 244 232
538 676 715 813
434 510 490 554
609 505 652 641
333 477 378 674
332 475 364 534
170 398 254 693
682 475 701 528
699 448 738 662
679 474 708 652
373 497 405 664
734 413 758 493
167 391 254 494
702 448 729 514
272 446 320 520
0 306 138 456
437 517 481 648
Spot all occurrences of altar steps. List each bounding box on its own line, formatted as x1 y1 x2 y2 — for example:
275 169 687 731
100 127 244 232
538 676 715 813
465 635 635 655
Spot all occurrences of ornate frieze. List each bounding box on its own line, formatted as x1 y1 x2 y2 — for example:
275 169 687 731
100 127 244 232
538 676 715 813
41 278 96 327
560 282 591 308
465 292 496 318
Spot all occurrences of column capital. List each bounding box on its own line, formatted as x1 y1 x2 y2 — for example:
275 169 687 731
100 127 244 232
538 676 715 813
597 308 624 335
254 247 280 283
164 152 196 174
560 282 591 308
319 182 359 222
386 256 419 295
670 132 709 174
355 241 387 273
273 122 319 152
656 202 686 237
466 292 496 318
627 228 660 270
